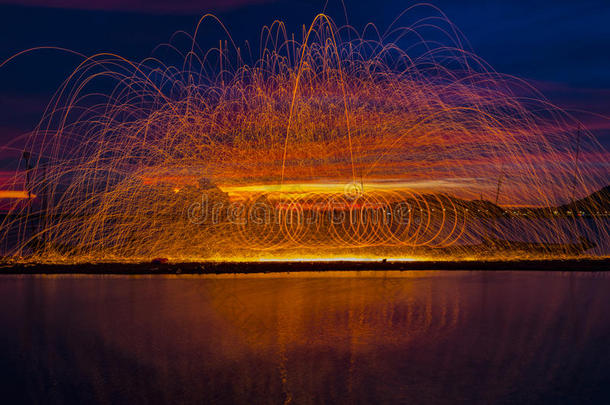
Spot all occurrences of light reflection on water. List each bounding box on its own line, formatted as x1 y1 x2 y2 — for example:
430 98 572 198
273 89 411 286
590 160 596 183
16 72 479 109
1 271 610 404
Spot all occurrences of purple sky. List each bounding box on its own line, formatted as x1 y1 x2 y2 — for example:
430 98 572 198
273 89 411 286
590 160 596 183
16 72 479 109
0 0 608 173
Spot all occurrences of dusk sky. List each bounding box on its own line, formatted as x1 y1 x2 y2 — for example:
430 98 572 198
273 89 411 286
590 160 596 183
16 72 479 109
0 0 609 168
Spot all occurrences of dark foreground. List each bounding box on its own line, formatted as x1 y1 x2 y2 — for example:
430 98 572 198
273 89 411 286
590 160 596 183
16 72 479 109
1 257 609 274
1 270 610 404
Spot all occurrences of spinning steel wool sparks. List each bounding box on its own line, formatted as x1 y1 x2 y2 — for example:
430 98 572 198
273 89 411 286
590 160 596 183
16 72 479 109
0 8 607 262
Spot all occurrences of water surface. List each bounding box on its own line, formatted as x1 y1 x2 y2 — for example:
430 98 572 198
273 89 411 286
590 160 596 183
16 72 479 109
0 271 609 404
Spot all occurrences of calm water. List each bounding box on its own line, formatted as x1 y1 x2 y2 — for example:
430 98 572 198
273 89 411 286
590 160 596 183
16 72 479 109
1 271 610 404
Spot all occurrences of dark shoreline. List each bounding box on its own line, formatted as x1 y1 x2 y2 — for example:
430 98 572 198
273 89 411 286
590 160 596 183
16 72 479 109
0 258 608 274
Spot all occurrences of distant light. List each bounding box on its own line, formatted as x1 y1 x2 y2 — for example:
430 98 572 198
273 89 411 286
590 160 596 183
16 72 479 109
0 190 35 199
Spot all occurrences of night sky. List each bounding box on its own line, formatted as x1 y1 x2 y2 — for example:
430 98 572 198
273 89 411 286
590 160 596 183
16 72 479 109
0 0 609 168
